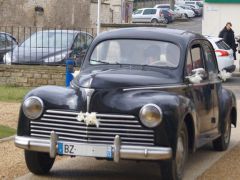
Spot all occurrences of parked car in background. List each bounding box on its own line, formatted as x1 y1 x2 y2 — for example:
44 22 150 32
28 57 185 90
132 8 166 24
206 36 235 74
15 28 237 180
174 5 195 18
0 32 18 64
184 1 203 8
161 9 175 23
154 4 195 18
4 30 93 66
185 4 202 16
179 4 201 17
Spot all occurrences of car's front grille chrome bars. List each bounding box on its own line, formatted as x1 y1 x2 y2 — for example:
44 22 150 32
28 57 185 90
30 110 155 146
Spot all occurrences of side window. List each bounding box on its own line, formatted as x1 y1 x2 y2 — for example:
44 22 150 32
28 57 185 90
143 9 152 15
0 34 6 48
6 35 16 47
72 34 81 50
86 35 93 47
151 9 157 14
191 45 204 69
202 43 218 74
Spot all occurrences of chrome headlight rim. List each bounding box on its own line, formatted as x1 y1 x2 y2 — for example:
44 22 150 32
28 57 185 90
139 103 163 128
22 96 44 120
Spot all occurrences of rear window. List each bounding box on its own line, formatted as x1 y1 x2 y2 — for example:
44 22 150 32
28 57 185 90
216 40 231 50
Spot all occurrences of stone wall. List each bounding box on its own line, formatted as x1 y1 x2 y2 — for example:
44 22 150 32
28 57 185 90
0 0 91 28
0 65 67 87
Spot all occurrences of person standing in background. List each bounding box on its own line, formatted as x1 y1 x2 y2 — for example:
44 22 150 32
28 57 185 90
219 22 237 60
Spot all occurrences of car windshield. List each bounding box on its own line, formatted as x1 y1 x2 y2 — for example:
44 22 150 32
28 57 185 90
90 39 180 68
20 31 75 48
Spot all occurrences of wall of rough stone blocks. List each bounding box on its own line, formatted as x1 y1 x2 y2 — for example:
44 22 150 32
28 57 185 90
0 0 91 28
0 65 67 87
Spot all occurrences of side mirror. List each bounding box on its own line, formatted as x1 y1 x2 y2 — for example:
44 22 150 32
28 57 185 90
185 68 207 84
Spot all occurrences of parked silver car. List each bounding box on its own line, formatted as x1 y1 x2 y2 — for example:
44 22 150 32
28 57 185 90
132 8 166 23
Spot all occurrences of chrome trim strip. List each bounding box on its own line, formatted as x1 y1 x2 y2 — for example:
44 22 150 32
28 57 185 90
30 125 154 137
123 84 188 91
30 134 154 146
30 121 153 133
41 118 141 128
43 114 139 123
30 129 154 142
45 110 135 119
15 135 172 160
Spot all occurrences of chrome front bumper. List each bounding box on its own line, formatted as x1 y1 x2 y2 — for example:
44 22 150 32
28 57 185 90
15 131 172 162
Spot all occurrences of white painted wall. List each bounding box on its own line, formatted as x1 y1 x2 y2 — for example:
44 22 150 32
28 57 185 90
202 3 240 37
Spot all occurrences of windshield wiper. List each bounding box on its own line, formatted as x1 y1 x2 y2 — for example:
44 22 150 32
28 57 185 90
90 59 111 64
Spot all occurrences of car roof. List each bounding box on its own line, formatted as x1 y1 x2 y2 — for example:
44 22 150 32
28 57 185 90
95 28 205 47
137 8 158 10
30 30 92 37
0 32 14 36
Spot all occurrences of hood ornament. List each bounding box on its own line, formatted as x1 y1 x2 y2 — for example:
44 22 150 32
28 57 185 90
77 112 100 128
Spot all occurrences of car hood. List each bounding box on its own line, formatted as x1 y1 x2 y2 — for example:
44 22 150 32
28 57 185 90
11 46 69 63
75 68 179 89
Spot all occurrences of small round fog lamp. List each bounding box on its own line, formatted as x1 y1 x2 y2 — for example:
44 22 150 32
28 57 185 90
139 104 162 128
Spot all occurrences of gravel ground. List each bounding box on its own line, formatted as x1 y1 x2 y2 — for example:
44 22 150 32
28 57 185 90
0 141 28 180
198 143 240 180
0 102 27 180
0 102 20 129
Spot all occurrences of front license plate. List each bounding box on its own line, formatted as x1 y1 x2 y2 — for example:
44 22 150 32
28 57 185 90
58 142 113 159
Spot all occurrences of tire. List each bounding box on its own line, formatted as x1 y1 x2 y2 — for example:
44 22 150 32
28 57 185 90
163 18 169 24
161 123 188 180
151 19 158 24
212 114 231 151
25 150 55 175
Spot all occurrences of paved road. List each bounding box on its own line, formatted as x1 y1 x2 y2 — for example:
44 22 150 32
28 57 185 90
167 17 202 34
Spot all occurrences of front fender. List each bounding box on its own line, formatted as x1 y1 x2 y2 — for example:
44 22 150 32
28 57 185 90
91 88 195 155
17 85 84 136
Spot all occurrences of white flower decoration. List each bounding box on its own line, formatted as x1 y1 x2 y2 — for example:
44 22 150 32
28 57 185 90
77 111 85 122
76 111 100 128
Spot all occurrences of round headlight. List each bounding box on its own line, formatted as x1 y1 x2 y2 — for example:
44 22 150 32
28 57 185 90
22 96 44 120
139 104 162 128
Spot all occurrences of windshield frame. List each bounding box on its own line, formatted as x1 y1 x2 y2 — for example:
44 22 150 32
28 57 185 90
87 38 181 70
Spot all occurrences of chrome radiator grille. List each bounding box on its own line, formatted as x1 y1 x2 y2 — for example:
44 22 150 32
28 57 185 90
30 110 155 146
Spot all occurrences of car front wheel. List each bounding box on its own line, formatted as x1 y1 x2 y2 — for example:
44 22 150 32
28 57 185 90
212 114 231 151
151 19 158 24
160 122 188 180
25 150 55 175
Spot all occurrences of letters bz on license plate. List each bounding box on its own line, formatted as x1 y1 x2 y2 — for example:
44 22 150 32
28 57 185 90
57 142 113 158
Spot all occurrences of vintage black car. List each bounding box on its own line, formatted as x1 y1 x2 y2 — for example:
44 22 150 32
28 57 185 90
15 28 237 180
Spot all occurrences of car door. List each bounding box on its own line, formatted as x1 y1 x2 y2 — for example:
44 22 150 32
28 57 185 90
142 9 154 22
186 42 215 135
201 40 220 132
132 9 143 23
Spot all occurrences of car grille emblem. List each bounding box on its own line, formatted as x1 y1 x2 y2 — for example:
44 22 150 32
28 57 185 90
76 112 100 128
